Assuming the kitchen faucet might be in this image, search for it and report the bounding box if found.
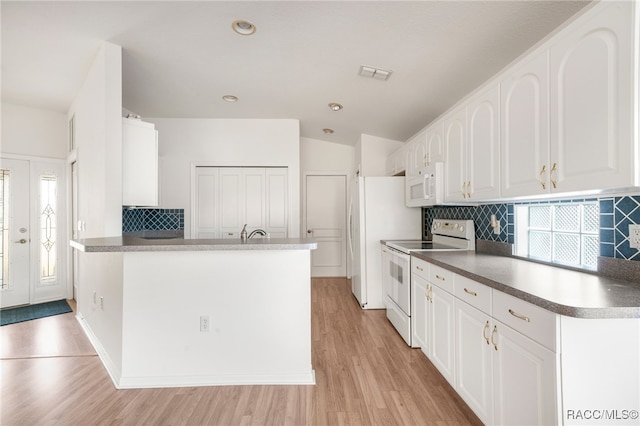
[248,228,268,239]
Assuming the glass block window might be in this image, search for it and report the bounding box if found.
[40,174,57,284]
[515,201,599,270]
[0,170,9,290]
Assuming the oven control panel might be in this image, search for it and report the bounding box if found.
[431,219,475,240]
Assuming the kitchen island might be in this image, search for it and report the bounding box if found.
[71,237,317,389]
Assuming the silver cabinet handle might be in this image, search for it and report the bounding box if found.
[491,325,498,351]
[435,274,445,281]
[463,288,477,297]
[538,164,547,190]
[483,321,490,345]
[508,309,531,322]
[416,265,424,272]
[15,239,27,244]
[550,162,558,189]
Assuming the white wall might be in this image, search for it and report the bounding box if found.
[300,137,355,174]
[1,103,67,159]
[148,118,301,238]
[68,42,124,374]
[354,133,403,177]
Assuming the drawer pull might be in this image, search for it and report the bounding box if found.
[435,274,446,281]
[491,325,498,351]
[483,321,490,345]
[508,309,531,323]
[416,265,424,271]
[463,287,477,297]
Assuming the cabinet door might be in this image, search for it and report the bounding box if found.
[265,168,288,237]
[467,85,500,200]
[455,300,493,425]
[492,321,557,426]
[411,274,429,349]
[122,118,158,207]
[426,120,445,165]
[430,285,456,387]
[549,2,634,192]
[444,107,468,202]
[244,168,266,231]
[500,52,550,198]
[406,130,427,176]
[219,168,244,234]
[194,167,219,238]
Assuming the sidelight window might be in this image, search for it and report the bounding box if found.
[39,174,57,284]
[515,201,599,270]
[0,170,9,290]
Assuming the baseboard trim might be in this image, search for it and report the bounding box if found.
[75,313,123,389]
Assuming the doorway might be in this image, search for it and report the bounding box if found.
[0,157,67,308]
[304,174,347,277]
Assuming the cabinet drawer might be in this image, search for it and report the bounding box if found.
[429,264,454,293]
[412,257,430,280]
[492,291,557,351]
[454,275,491,315]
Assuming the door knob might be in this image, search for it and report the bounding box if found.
[15,239,27,244]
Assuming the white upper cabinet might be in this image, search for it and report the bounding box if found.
[444,106,468,202]
[467,85,501,200]
[425,119,445,166]
[549,1,635,192]
[385,144,408,176]
[502,1,636,198]
[500,52,550,198]
[122,118,158,206]
[407,130,427,177]
[445,85,500,202]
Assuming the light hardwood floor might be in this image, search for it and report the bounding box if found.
[0,278,481,425]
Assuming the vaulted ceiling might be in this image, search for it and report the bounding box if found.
[2,1,590,145]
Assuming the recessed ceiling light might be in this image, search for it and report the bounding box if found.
[232,19,256,35]
[323,128,335,134]
[328,103,343,111]
[222,95,238,102]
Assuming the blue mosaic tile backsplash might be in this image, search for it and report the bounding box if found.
[122,208,184,232]
[423,195,640,262]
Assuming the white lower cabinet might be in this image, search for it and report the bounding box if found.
[412,257,560,425]
[492,319,558,426]
[455,299,494,424]
[430,285,456,387]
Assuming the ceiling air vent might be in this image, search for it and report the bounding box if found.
[359,65,392,81]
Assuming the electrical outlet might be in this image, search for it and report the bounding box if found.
[629,225,640,249]
[200,315,210,332]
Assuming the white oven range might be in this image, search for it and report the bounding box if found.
[382,219,476,346]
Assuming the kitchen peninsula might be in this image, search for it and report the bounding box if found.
[70,237,317,389]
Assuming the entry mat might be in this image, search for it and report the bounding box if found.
[0,299,72,326]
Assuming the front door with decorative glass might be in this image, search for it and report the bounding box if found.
[0,159,31,308]
[0,158,67,309]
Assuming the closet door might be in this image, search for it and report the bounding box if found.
[219,168,244,239]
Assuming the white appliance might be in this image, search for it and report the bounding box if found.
[383,219,475,346]
[348,176,421,309]
[405,163,444,207]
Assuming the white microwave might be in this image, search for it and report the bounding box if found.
[405,163,444,207]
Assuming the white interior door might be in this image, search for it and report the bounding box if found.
[1,159,31,308]
[305,175,347,277]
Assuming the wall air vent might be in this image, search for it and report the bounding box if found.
[359,65,392,81]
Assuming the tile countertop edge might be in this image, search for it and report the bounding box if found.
[70,238,318,252]
[412,251,640,319]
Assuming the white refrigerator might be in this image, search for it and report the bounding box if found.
[348,176,421,309]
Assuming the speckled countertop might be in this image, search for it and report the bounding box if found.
[70,237,317,252]
[412,251,640,319]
